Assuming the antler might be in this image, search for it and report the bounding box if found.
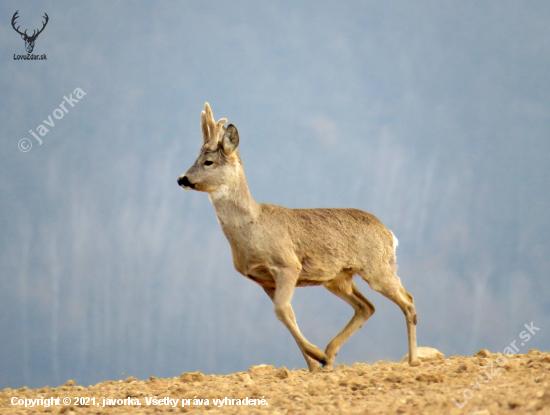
[201,103,227,151]
[11,11,49,39]
[29,13,49,39]
[11,11,25,36]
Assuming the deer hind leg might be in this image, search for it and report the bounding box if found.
[361,268,420,366]
[323,276,375,369]
[263,278,327,372]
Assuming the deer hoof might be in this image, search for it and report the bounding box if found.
[307,362,321,372]
[319,354,330,366]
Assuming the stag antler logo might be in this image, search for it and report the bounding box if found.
[12,10,49,54]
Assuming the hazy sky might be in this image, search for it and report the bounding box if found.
[1,1,549,390]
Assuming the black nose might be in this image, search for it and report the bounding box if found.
[177,176,195,188]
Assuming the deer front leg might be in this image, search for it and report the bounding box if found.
[263,286,320,372]
[266,269,328,372]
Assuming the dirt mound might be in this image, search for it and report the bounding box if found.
[1,350,549,414]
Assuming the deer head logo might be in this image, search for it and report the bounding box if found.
[12,11,49,54]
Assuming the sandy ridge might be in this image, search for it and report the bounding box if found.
[1,350,549,414]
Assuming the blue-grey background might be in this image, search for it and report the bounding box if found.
[1,1,549,390]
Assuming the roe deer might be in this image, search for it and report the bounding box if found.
[177,103,419,371]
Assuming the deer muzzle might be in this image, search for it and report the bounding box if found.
[177,175,195,189]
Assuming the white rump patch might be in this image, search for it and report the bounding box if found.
[391,231,398,251]
[389,231,399,273]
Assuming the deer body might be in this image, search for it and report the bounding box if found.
[178,103,419,371]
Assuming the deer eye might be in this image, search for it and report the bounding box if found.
[203,160,214,166]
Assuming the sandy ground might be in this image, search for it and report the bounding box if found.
[2,349,549,414]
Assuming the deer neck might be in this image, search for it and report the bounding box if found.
[208,166,261,229]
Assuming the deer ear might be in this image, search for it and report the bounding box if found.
[222,124,239,155]
[21,34,25,40]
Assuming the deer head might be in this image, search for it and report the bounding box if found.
[178,103,241,194]
[12,11,49,54]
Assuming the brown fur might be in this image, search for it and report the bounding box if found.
[178,103,419,371]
